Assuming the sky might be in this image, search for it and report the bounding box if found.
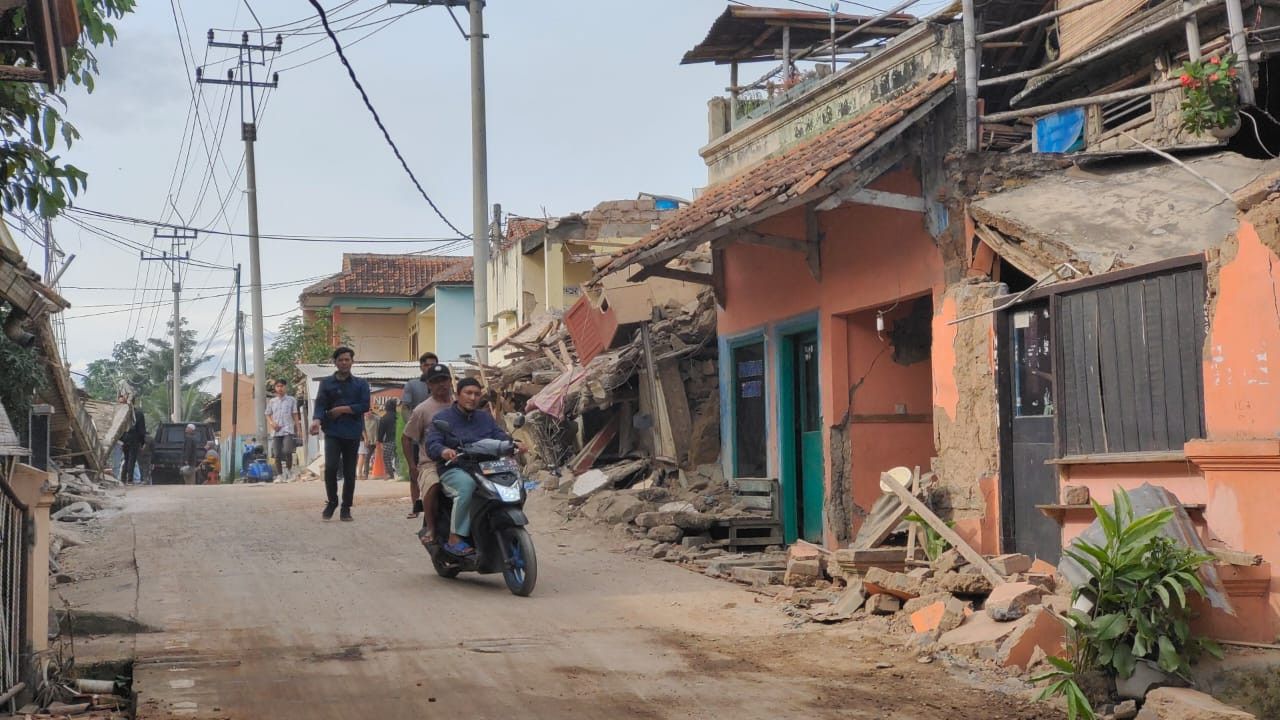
[30,0,740,388]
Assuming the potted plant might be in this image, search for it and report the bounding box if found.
[1034,489,1223,720]
[1179,54,1241,137]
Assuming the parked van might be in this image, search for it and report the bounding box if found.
[149,423,215,484]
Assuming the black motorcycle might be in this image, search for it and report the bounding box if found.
[419,419,537,597]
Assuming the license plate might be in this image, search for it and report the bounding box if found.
[479,459,518,475]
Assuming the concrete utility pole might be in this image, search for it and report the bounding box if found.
[143,229,196,422]
[392,0,489,362]
[197,30,281,441]
[230,264,242,480]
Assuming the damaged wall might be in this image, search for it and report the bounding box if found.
[931,280,1003,554]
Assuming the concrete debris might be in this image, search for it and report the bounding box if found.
[984,582,1043,622]
[52,501,95,522]
[784,557,824,587]
[1062,484,1091,505]
[988,553,1033,576]
[1135,687,1257,719]
[647,524,683,543]
[867,594,902,615]
[572,469,612,497]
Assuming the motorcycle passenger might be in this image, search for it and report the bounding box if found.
[425,378,514,557]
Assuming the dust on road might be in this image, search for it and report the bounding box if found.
[56,480,1057,720]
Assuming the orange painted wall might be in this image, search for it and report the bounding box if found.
[1057,462,1206,544]
[717,168,944,544]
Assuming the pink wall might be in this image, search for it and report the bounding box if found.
[717,168,944,544]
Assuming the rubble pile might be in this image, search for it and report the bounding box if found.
[48,466,122,584]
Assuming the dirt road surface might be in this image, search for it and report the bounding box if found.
[57,480,1056,720]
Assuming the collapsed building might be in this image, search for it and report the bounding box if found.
[586,2,1280,647]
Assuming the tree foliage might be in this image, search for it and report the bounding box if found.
[265,310,348,388]
[0,0,135,217]
[82,318,213,428]
[0,306,48,441]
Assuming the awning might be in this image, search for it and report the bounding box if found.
[683,5,917,65]
[970,152,1280,277]
[596,72,955,281]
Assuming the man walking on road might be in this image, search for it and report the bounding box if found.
[377,398,399,480]
[310,347,370,521]
[399,352,437,485]
[402,364,453,523]
[266,379,301,479]
[119,396,146,486]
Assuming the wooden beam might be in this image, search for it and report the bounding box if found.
[977,0,1111,41]
[835,187,926,213]
[815,138,912,211]
[630,265,715,285]
[728,230,809,254]
[881,472,1006,586]
[805,205,822,282]
[980,79,1181,124]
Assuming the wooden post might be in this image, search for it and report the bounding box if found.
[782,24,792,84]
[729,61,740,127]
[881,472,1005,586]
[961,0,980,151]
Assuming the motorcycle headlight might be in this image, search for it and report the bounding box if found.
[487,478,522,502]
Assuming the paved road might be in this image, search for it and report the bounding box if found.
[59,481,1052,720]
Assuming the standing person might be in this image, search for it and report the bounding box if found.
[120,397,146,486]
[266,379,301,479]
[181,424,200,484]
[377,398,399,480]
[399,352,438,486]
[359,408,379,480]
[402,364,453,523]
[309,346,370,521]
[426,378,520,556]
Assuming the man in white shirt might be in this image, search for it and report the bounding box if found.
[402,364,453,528]
[265,379,301,478]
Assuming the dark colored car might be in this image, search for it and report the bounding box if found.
[149,423,215,484]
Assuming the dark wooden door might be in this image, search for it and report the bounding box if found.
[732,342,767,478]
[999,302,1062,564]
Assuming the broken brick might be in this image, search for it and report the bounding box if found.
[1061,485,1090,505]
[731,566,786,587]
[932,547,968,573]
[910,597,969,636]
[996,607,1064,670]
[864,567,923,599]
[985,582,1043,622]
[867,593,902,615]
[936,571,993,596]
[784,557,824,587]
[938,612,1020,655]
[989,553,1034,576]
[1137,688,1256,720]
[647,525,683,543]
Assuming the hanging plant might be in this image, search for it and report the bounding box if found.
[1179,54,1240,135]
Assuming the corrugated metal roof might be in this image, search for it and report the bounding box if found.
[297,361,473,383]
[683,5,917,65]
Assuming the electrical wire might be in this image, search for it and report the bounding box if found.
[66,206,465,242]
[276,8,421,73]
[306,0,469,238]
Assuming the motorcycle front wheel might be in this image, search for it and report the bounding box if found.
[501,527,537,597]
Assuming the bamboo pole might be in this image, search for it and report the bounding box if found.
[979,78,1181,123]
[962,0,980,150]
[1225,0,1256,104]
[977,0,1111,41]
[979,0,1222,88]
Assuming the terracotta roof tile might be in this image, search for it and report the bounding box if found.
[301,253,472,297]
[600,72,955,276]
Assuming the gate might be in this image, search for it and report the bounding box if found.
[0,477,27,697]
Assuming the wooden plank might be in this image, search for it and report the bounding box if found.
[904,466,921,563]
[1158,273,1186,444]
[558,338,573,367]
[567,413,620,475]
[1178,269,1206,439]
[542,346,567,372]
[1126,281,1155,450]
[1210,547,1263,566]
[850,492,911,550]
[834,548,910,564]
[1046,450,1185,465]
[1057,294,1082,455]
[1192,269,1208,436]
[1142,276,1171,450]
[1081,291,1107,452]
[1096,287,1127,452]
[657,358,694,466]
[1110,283,1139,452]
[631,264,715,285]
[881,473,1005,586]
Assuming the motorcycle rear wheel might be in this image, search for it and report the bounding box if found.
[501,528,537,597]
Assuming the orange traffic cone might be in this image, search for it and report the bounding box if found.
[370,444,387,479]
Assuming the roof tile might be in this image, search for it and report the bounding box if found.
[302,253,471,297]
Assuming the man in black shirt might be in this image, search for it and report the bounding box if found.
[120,397,146,486]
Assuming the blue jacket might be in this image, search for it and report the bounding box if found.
[312,373,371,441]
[426,404,510,461]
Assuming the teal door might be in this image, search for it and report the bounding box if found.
[781,330,824,543]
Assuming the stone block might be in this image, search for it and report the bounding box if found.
[989,553,1034,576]
[996,607,1064,670]
[864,567,923,599]
[1137,688,1256,720]
[584,493,649,525]
[784,558,823,587]
[672,511,714,532]
[936,571,994,596]
[938,612,1020,653]
[932,547,968,573]
[647,525,683,543]
[681,534,711,549]
[866,593,902,615]
[634,511,676,528]
[731,566,786,587]
[1062,485,1090,505]
[910,597,969,636]
[985,582,1044,622]
[1021,572,1056,593]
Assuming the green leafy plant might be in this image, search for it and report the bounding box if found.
[1033,656,1096,720]
[905,512,953,561]
[1179,54,1240,135]
[1034,489,1223,720]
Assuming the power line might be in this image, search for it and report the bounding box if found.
[66,206,465,242]
[276,8,420,73]
[306,0,469,238]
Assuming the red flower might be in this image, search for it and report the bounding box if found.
[1210,55,1221,64]
[1209,72,1220,82]
[1228,68,1238,78]
[1180,74,1193,87]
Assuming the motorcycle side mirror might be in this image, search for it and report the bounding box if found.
[432,419,452,433]
[508,412,526,429]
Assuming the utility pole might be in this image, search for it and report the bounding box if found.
[197,30,281,441]
[142,228,196,422]
[392,0,489,362]
[230,264,241,481]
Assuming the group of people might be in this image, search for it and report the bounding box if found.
[310,347,518,557]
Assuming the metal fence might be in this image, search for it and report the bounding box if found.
[0,476,27,697]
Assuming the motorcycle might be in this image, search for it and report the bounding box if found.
[419,417,537,597]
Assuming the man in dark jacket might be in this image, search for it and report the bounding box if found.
[309,346,371,521]
[120,397,146,486]
[425,378,514,556]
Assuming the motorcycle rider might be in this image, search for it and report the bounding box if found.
[425,377,518,557]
